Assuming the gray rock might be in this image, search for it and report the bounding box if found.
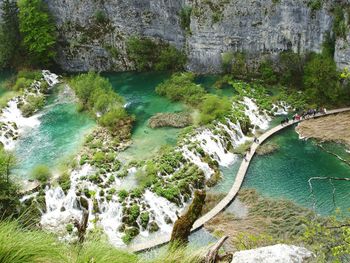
[3,0,350,72]
[231,244,314,263]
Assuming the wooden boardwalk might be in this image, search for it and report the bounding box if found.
[130,107,350,252]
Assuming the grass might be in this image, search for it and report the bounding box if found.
[0,220,207,263]
[0,91,20,109]
[0,221,68,263]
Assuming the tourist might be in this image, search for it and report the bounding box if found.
[254,137,259,144]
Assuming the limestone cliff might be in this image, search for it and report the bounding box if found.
[20,0,350,72]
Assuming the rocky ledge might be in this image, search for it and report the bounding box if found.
[148,112,192,129]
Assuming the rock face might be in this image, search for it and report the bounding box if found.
[5,0,350,72]
[231,244,314,263]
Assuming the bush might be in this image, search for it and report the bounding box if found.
[155,72,205,106]
[155,45,187,71]
[70,72,130,132]
[20,94,45,117]
[259,60,277,84]
[31,164,51,183]
[94,10,107,24]
[180,6,192,33]
[126,36,186,71]
[199,94,231,124]
[58,171,71,193]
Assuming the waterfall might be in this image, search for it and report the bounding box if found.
[182,147,214,179]
[242,97,271,130]
[0,70,60,150]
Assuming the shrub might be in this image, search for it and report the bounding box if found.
[118,189,128,201]
[58,171,71,193]
[126,36,186,71]
[180,6,192,33]
[70,72,130,132]
[155,45,186,71]
[13,77,32,91]
[155,72,205,106]
[31,164,51,183]
[94,10,107,23]
[20,94,45,117]
[259,60,277,84]
[199,94,231,124]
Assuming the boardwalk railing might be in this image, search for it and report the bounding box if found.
[130,107,350,252]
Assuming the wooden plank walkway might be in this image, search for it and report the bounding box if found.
[130,107,350,252]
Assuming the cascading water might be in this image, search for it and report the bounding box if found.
[39,78,285,247]
[0,70,60,150]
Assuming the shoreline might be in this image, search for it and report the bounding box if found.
[296,112,350,148]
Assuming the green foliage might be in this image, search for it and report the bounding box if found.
[126,37,157,71]
[126,36,186,71]
[118,189,128,201]
[140,212,150,228]
[70,72,130,132]
[221,51,234,73]
[258,60,277,84]
[180,5,192,33]
[0,0,20,69]
[18,0,57,65]
[303,214,350,262]
[20,94,45,117]
[31,164,51,183]
[0,148,18,219]
[155,72,205,106]
[303,53,340,105]
[58,171,71,193]
[231,52,249,78]
[199,94,231,124]
[155,45,187,71]
[333,5,348,39]
[0,221,68,263]
[308,0,323,11]
[278,51,304,88]
[94,10,107,24]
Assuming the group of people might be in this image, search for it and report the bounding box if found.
[280,108,327,125]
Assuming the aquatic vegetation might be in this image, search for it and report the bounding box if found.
[70,72,133,137]
[31,164,52,183]
[156,72,205,106]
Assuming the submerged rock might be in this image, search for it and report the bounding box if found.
[148,112,192,129]
[231,244,314,263]
[256,142,279,156]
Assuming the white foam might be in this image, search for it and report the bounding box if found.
[242,97,271,131]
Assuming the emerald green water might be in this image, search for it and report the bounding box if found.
[13,91,95,177]
[104,72,187,162]
[244,126,350,216]
[1,70,349,217]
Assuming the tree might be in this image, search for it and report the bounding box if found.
[17,0,57,65]
[0,148,18,218]
[259,60,277,84]
[303,53,340,105]
[0,0,20,68]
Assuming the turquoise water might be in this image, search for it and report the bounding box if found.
[244,126,350,216]
[104,72,187,161]
[13,91,95,177]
